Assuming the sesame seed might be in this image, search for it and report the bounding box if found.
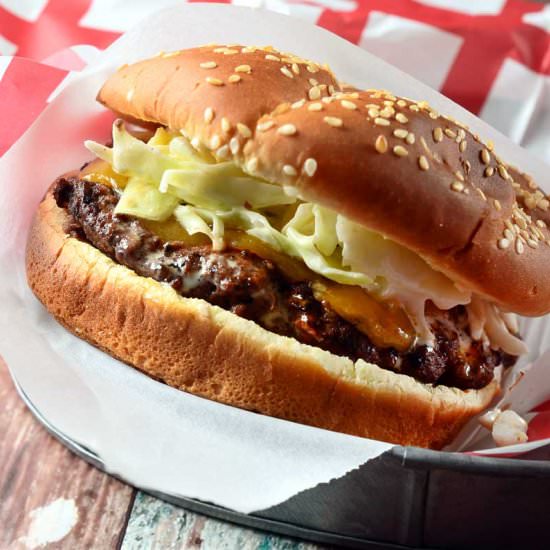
[328,85,335,95]
[368,108,380,118]
[393,145,408,157]
[257,120,274,132]
[409,105,420,112]
[494,199,502,211]
[281,66,294,79]
[515,238,525,254]
[304,158,318,177]
[283,164,297,176]
[341,100,357,110]
[278,123,298,136]
[247,157,258,172]
[525,196,537,209]
[306,64,319,73]
[433,128,443,142]
[216,145,229,159]
[126,88,134,102]
[229,137,240,155]
[291,99,306,110]
[292,63,300,75]
[455,171,465,182]
[309,78,319,86]
[459,140,467,153]
[204,107,214,124]
[223,48,239,55]
[308,102,323,112]
[162,51,181,58]
[476,188,488,201]
[384,100,395,107]
[237,123,252,138]
[451,181,464,192]
[537,219,547,228]
[405,133,415,145]
[241,46,256,53]
[200,61,217,69]
[418,155,429,171]
[308,86,321,100]
[228,74,241,83]
[397,100,407,107]
[487,140,494,151]
[528,239,539,249]
[498,165,510,180]
[213,47,227,53]
[444,128,457,139]
[191,137,200,150]
[210,135,221,149]
[498,238,510,249]
[375,135,388,154]
[539,199,549,211]
[395,113,409,124]
[379,107,394,118]
[393,129,408,139]
[221,117,231,133]
[324,116,343,128]
[481,149,491,165]
[206,77,224,86]
[235,64,251,73]
[516,217,527,230]
[484,166,494,177]
[374,117,390,127]
[504,228,514,240]
[265,54,281,61]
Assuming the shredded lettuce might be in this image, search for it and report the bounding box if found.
[115,177,179,221]
[174,205,225,251]
[85,121,472,334]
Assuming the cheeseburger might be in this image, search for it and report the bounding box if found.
[26,45,550,449]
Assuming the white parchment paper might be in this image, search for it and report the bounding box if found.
[1,4,549,513]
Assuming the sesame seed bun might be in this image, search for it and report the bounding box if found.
[26,189,499,450]
[242,91,550,317]
[98,45,550,317]
[98,45,339,158]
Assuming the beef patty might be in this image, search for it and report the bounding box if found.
[54,177,517,390]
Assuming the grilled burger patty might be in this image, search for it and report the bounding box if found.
[54,177,516,390]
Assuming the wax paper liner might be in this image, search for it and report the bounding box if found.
[0,4,549,514]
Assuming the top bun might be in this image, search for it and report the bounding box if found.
[98,45,340,159]
[97,45,550,317]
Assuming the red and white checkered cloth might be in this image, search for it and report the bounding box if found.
[1,0,549,452]
[0,0,549,158]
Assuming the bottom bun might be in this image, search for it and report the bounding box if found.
[26,191,499,449]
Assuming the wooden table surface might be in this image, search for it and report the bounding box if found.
[0,360,324,549]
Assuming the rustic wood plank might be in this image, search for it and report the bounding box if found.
[122,492,324,550]
[2,356,325,549]
[0,358,135,549]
